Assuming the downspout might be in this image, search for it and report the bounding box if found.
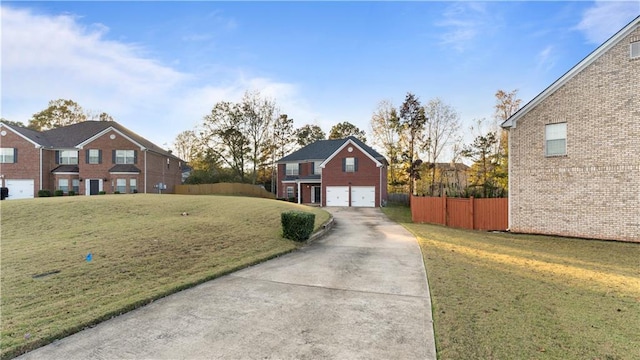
[39,146,43,190]
[144,149,147,194]
[507,129,512,231]
[379,165,382,207]
[297,181,301,204]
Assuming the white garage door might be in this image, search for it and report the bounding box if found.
[351,186,376,207]
[6,179,35,200]
[326,186,349,207]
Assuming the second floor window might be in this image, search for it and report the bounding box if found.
[545,123,567,156]
[0,148,16,163]
[344,157,357,172]
[286,163,299,176]
[59,150,78,164]
[114,150,136,164]
[87,149,101,164]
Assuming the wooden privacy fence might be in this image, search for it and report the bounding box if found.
[411,196,508,231]
[175,183,276,199]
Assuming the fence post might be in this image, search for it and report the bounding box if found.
[470,196,475,230]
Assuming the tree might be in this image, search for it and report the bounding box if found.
[267,113,295,193]
[493,89,521,194]
[462,130,499,198]
[172,130,200,163]
[295,124,326,147]
[328,121,367,142]
[422,98,461,195]
[370,100,404,187]
[201,101,250,182]
[28,99,87,130]
[399,92,427,196]
[241,91,277,184]
[0,118,26,127]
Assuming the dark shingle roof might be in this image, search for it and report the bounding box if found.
[109,164,141,173]
[277,136,386,164]
[51,165,79,173]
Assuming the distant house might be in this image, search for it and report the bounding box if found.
[501,16,640,242]
[418,162,470,197]
[0,121,184,199]
[276,136,388,207]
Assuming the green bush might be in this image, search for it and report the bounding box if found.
[98,191,106,195]
[114,191,120,194]
[281,211,315,241]
[68,190,75,196]
[53,190,64,197]
[37,190,51,197]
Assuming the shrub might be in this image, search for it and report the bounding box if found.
[53,190,64,197]
[98,191,106,195]
[281,211,315,241]
[114,191,120,194]
[68,190,75,196]
[38,190,51,197]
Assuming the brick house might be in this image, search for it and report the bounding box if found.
[0,121,184,199]
[276,136,388,207]
[501,16,640,242]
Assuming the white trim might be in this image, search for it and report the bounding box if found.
[39,147,43,190]
[502,17,640,129]
[53,172,79,175]
[297,182,301,204]
[109,172,140,175]
[144,150,147,193]
[319,139,383,168]
[76,126,146,150]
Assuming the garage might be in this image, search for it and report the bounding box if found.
[325,186,349,207]
[350,186,376,207]
[6,179,34,200]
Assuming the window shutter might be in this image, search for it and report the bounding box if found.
[354,157,358,172]
[134,151,138,164]
[98,150,102,164]
[342,158,346,172]
[14,148,17,163]
[55,150,60,164]
[86,150,90,164]
[298,163,302,175]
[310,162,314,175]
[112,150,116,164]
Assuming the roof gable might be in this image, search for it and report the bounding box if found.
[502,15,640,129]
[277,136,386,165]
[320,138,383,168]
[0,122,49,147]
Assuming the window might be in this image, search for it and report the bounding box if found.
[314,162,322,175]
[344,157,356,172]
[545,123,567,156]
[286,186,294,199]
[631,41,640,59]
[285,163,299,176]
[72,179,80,193]
[116,179,126,193]
[59,150,78,164]
[87,149,101,164]
[114,150,136,164]
[0,148,16,163]
[130,179,137,193]
[58,179,69,192]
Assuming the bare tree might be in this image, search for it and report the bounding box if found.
[242,91,277,184]
[370,99,403,186]
[172,130,200,163]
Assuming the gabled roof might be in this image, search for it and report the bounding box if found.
[0,120,180,160]
[109,164,141,173]
[502,15,640,129]
[277,136,386,164]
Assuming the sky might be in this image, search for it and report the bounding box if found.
[1,1,639,157]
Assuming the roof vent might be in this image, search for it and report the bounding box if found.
[631,41,640,59]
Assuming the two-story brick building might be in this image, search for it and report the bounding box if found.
[0,121,184,199]
[277,136,388,207]
[501,16,639,242]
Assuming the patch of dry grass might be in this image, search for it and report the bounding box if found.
[0,194,329,359]
[382,205,640,360]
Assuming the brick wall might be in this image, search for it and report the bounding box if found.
[0,129,41,193]
[509,26,640,242]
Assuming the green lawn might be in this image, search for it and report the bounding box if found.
[382,205,640,360]
[0,194,329,359]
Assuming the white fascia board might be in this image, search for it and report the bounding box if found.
[502,17,640,129]
[319,139,382,168]
[76,127,145,150]
[0,123,42,148]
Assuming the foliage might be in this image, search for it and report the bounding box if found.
[27,99,115,131]
[0,118,26,127]
[328,121,367,142]
[37,190,51,197]
[98,191,106,195]
[281,210,316,241]
[53,190,64,196]
[370,100,405,187]
[241,91,277,184]
[399,92,427,196]
[172,130,199,163]
[295,124,326,147]
[68,191,75,196]
[462,129,504,198]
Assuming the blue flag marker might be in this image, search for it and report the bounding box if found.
[86,252,92,262]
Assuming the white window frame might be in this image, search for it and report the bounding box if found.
[345,157,355,172]
[545,123,567,156]
[116,178,127,193]
[285,163,299,176]
[88,149,100,164]
[0,148,15,163]
[631,41,640,59]
[286,186,294,199]
[72,179,80,193]
[130,179,137,193]
[314,162,322,175]
[58,179,69,192]
[116,150,135,164]
[59,150,79,165]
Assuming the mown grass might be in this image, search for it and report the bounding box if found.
[0,194,329,359]
[382,205,640,360]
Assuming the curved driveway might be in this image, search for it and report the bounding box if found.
[19,207,436,359]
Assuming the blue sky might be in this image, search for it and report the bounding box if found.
[1,1,639,156]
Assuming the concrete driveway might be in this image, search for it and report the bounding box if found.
[18,207,436,359]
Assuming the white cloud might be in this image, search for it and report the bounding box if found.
[536,45,556,73]
[575,1,640,44]
[436,2,500,52]
[0,5,308,149]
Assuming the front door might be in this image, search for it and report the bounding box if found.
[89,180,100,195]
[312,186,321,203]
